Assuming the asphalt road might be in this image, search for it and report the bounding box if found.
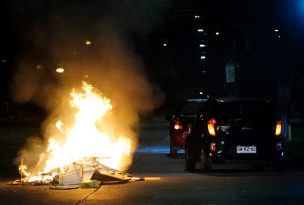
[1,119,304,205]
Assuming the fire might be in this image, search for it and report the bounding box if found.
[19,81,132,182]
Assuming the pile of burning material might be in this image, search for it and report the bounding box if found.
[52,158,143,189]
[9,82,142,188]
[10,157,143,189]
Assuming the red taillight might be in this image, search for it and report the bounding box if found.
[174,120,183,130]
[275,121,282,136]
[210,143,216,151]
[207,118,217,136]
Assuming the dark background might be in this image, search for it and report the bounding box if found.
[1,0,304,120]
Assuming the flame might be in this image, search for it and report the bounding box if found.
[20,81,132,182]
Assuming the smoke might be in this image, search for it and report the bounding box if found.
[11,0,169,171]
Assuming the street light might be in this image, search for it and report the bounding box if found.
[56,67,65,74]
[297,0,304,16]
[36,64,44,70]
[85,40,92,46]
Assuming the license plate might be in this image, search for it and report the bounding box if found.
[236,145,257,154]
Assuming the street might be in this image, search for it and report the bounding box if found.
[1,119,304,205]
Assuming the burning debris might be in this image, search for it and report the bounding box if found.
[11,157,143,189]
[10,81,143,188]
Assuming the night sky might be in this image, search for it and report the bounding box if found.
[1,0,304,113]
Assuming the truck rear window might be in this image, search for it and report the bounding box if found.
[216,101,275,121]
